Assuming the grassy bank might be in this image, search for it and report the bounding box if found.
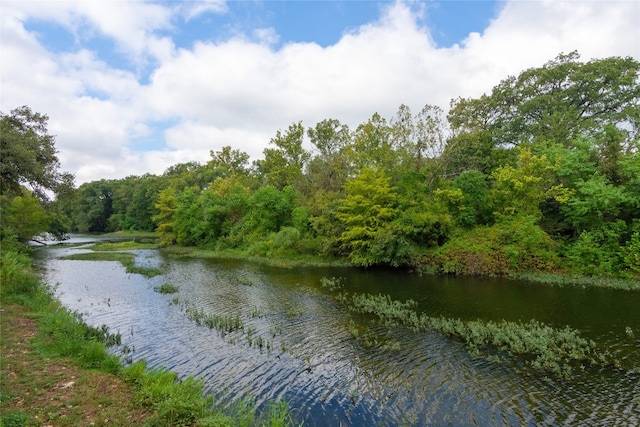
[0,248,299,427]
[161,245,351,269]
[72,232,639,291]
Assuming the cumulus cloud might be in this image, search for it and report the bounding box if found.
[1,0,638,184]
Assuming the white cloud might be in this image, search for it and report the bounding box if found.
[1,0,638,185]
[182,0,228,21]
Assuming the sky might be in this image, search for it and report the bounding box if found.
[1,0,638,185]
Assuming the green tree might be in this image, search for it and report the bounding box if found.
[490,148,571,220]
[71,180,115,232]
[336,168,399,267]
[305,119,352,193]
[154,187,177,245]
[0,106,74,200]
[348,113,398,174]
[0,189,50,242]
[207,146,251,177]
[448,52,640,148]
[255,122,310,189]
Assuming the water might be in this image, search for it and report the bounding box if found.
[36,238,640,426]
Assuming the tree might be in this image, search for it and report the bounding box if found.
[0,189,50,242]
[348,113,397,173]
[255,122,310,189]
[207,146,250,177]
[336,168,398,267]
[0,106,73,200]
[71,180,115,232]
[448,52,640,148]
[490,148,571,220]
[305,119,352,193]
[154,187,177,245]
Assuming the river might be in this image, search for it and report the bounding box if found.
[35,237,639,426]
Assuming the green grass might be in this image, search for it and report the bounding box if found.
[511,272,640,291]
[185,307,245,334]
[154,283,180,294]
[162,245,350,268]
[1,245,300,427]
[60,252,164,277]
[87,239,159,251]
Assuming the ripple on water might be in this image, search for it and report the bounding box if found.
[37,247,640,426]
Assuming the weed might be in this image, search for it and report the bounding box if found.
[320,276,345,292]
[61,252,163,277]
[155,283,179,294]
[339,290,613,379]
[185,307,244,334]
[0,411,28,427]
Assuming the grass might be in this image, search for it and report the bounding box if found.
[185,307,245,334]
[1,245,300,427]
[155,283,180,294]
[60,252,164,278]
[87,239,159,251]
[510,272,640,291]
[162,245,351,268]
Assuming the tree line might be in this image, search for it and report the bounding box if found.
[2,51,639,277]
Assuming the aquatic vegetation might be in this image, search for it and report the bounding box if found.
[320,276,345,291]
[512,272,640,291]
[340,292,419,329]
[60,252,164,278]
[185,307,244,334]
[626,326,635,339]
[250,306,265,318]
[87,239,158,251]
[339,291,612,379]
[154,283,179,294]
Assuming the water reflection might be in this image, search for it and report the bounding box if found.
[36,243,640,426]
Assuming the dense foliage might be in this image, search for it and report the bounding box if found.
[0,106,74,243]
[44,52,640,277]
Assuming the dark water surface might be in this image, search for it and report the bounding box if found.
[36,238,639,426]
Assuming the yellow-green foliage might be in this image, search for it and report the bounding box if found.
[423,216,560,275]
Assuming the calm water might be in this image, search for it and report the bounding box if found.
[36,238,640,426]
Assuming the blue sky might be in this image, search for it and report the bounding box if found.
[24,1,501,82]
[1,0,638,183]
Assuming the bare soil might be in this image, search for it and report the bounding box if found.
[0,304,154,426]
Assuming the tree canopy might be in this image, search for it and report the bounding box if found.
[39,52,640,277]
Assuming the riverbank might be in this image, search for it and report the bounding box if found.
[0,248,298,427]
[0,304,155,426]
[94,232,640,291]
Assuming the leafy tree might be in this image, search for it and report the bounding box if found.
[348,113,398,174]
[391,104,447,171]
[71,180,115,232]
[305,119,352,193]
[154,187,177,245]
[173,187,203,246]
[242,186,296,236]
[561,175,630,233]
[490,148,571,220]
[0,189,50,242]
[337,168,399,267]
[436,170,492,228]
[207,146,251,177]
[0,106,74,200]
[448,52,640,148]
[255,122,310,189]
[440,130,514,176]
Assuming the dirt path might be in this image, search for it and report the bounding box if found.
[0,304,154,426]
